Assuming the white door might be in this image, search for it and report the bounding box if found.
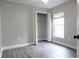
[0,7,2,58]
[77,0,79,58]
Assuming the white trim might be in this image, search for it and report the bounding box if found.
[35,11,51,44]
[47,13,52,42]
[3,43,34,50]
[35,11,38,44]
[36,11,49,14]
[53,41,76,50]
[0,48,3,58]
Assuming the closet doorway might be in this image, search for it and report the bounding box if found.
[35,11,51,44]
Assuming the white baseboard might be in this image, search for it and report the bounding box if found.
[3,43,34,50]
[0,48,3,58]
[53,41,76,50]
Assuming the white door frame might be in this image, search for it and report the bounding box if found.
[35,11,51,44]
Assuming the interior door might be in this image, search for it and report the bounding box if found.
[0,27,1,58]
[77,0,79,57]
[0,6,2,58]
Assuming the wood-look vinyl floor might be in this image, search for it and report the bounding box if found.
[2,41,76,58]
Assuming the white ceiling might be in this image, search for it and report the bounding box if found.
[3,0,71,9]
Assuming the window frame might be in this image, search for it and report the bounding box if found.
[53,13,64,39]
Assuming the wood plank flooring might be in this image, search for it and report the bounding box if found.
[2,41,76,58]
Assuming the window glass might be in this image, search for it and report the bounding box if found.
[53,12,64,38]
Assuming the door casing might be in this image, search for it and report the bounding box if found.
[34,11,51,44]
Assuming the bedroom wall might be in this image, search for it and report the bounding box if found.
[51,0,76,49]
[0,1,50,47]
[0,0,76,50]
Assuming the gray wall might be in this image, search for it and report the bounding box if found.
[51,0,76,49]
[37,13,47,41]
[0,1,50,47]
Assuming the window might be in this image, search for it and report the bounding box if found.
[53,12,64,38]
